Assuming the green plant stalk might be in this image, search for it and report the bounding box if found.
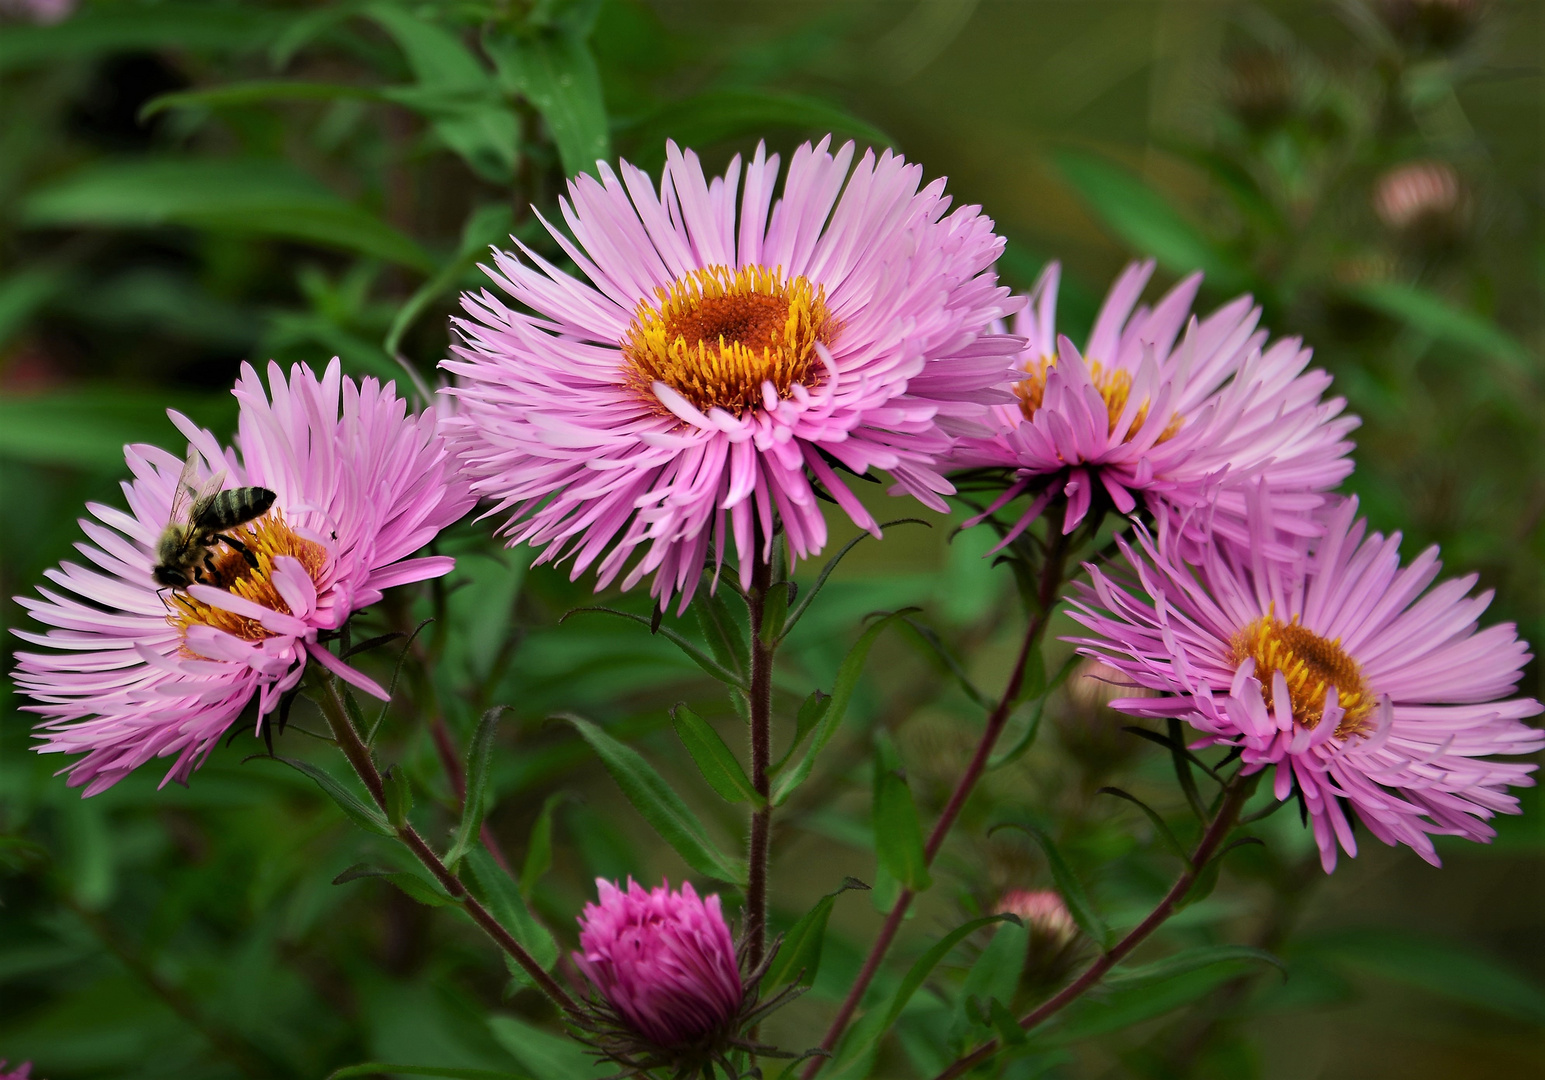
[930,775,1260,1080]
[745,545,775,969]
[803,526,1071,1078]
[317,676,580,1016]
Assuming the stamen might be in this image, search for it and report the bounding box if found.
[623,265,836,416]
[1230,614,1376,737]
[1015,357,1181,443]
[167,511,327,650]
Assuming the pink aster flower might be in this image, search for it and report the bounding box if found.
[442,137,1019,610]
[14,359,473,795]
[0,1061,32,1080]
[951,260,1358,543]
[1069,497,1543,872]
[575,878,743,1048]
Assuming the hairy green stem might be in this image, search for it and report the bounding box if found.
[745,545,775,969]
[317,677,581,1015]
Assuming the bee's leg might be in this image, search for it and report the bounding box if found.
[218,533,260,569]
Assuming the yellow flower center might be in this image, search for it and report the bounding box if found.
[1229,615,1376,737]
[167,511,328,650]
[622,264,836,416]
[1014,357,1181,443]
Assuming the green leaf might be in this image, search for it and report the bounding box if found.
[488,1014,608,1080]
[872,731,931,892]
[272,757,394,836]
[692,587,749,686]
[484,28,610,178]
[955,920,1030,1038]
[1104,944,1284,989]
[1052,148,1248,294]
[987,697,1046,770]
[520,793,565,903]
[1097,787,1190,864]
[141,80,382,121]
[671,704,762,807]
[560,715,747,884]
[1305,929,1545,1025]
[772,608,920,805]
[1167,717,1208,821]
[465,847,558,973]
[562,607,746,689]
[992,820,1108,948]
[620,89,892,173]
[0,387,236,470]
[333,862,456,908]
[760,578,793,643]
[0,4,279,73]
[23,159,434,273]
[899,616,991,710]
[1342,280,1533,372]
[828,915,1016,1078]
[446,707,507,871]
[780,519,929,641]
[385,765,414,829]
[771,689,831,775]
[328,1064,530,1079]
[1053,965,1246,1042]
[762,877,869,992]
[0,266,68,350]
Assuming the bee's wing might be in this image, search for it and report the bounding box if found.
[188,469,229,525]
[167,451,201,524]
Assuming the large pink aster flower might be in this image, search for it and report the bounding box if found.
[951,260,1358,542]
[575,878,744,1047]
[14,359,473,795]
[1069,497,1542,871]
[442,137,1019,609]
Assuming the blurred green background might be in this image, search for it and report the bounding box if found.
[1,1,1540,1078]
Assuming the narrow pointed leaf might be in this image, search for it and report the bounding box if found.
[520,793,566,903]
[873,731,930,891]
[762,877,869,992]
[1104,944,1285,988]
[332,862,455,907]
[272,756,393,836]
[693,587,748,684]
[992,820,1108,948]
[1098,786,1189,864]
[465,847,558,972]
[484,28,609,178]
[772,608,920,805]
[562,607,746,689]
[446,707,507,871]
[671,704,762,807]
[779,520,928,641]
[771,689,830,775]
[384,765,414,829]
[561,715,746,884]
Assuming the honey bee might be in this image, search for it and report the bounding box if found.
[152,451,277,590]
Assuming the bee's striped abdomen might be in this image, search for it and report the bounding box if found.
[198,487,277,532]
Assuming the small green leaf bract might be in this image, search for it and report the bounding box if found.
[445,706,508,871]
[872,731,930,892]
[761,877,869,992]
[671,704,762,807]
[991,819,1108,949]
[272,756,393,836]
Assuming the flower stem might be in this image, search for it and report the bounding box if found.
[930,775,1259,1080]
[317,677,581,1016]
[745,545,775,969]
[804,528,1071,1078]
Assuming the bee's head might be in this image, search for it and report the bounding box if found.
[152,563,191,588]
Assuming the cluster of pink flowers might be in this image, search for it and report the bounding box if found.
[9,133,1539,1057]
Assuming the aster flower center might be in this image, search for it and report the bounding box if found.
[622,264,836,416]
[167,511,327,649]
[1230,615,1376,737]
[1014,357,1182,443]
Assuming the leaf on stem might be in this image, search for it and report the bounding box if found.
[561,607,747,690]
[465,847,558,975]
[761,877,870,992]
[778,520,929,642]
[671,704,763,807]
[333,862,455,907]
[772,608,921,805]
[520,792,567,903]
[1103,944,1285,989]
[692,587,749,685]
[1166,717,1208,821]
[986,696,1047,770]
[445,707,509,872]
[954,919,1030,1040]
[484,26,610,178]
[770,689,830,776]
[560,715,747,885]
[872,731,931,892]
[271,756,393,836]
[384,765,414,829]
[899,616,992,710]
[385,204,519,357]
[1096,787,1190,864]
[990,820,1109,949]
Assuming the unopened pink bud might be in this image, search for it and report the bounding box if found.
[994,888,1078,950]
[574,878,743,1047]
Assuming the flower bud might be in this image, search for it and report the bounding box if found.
[1377,0,1483,52]
[1223,48,1295,130]
[574,878,743,1048]
[1055,657,1156,778]
[1372,160,1470,246]
[994,889,1082,990]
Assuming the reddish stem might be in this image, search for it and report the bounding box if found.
[745,545,775,969]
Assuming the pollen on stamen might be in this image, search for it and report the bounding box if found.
[1230,615,1376,737]
[622,264,836,417]
[1015,357,1182,443]
[167,511,328,651]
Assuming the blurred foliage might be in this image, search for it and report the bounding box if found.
[0,1,1540,1079]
